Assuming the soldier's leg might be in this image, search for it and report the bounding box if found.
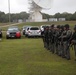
[58,43,61,56]
[0,34,1,39]
[56,43,58,54]
[62,42,66,58]
[64,42,68,58]
[49,42,52,51]
[46,40,49,50]
[74,45,76,61]
[51,43,55,54]
[64,41,70,60]
[42,38,46,48]
[44,41,47,49]
[66,42,70,60]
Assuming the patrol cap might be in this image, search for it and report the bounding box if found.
[45,26,49,30]
[60,25,64,30]
[51,24,54,28]
[57,25,60,29]
[64,24,69,28]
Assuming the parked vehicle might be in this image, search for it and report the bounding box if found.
[27,26,41,37]
[22,26,31,36]
[6,26,21,39]
[25,26,32,37]
[22,26,26,35]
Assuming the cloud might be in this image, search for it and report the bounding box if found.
[42,0,76,15]
[0,0,76,14]
[16,0,28,5]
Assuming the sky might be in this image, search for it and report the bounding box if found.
[0,0,76,15]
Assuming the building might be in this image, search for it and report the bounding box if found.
[49,18,57,22]
[58,18,66,21]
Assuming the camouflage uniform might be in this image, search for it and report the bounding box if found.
[58,25,64,56]
[70,25,76,61]
[61,24,72,60]
[43,26,49,49]
[48,26,52,51]
[51,25,55,53]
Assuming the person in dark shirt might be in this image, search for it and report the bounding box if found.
[70,25,76,61]
[61,24,72,60]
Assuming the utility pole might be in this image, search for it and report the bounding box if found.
[8,0,11,25]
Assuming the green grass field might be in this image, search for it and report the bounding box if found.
[0,21,76,75]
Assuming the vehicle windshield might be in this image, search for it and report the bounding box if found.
[30,27,39,30]
[23,26,31,29]
[8,28,19,31]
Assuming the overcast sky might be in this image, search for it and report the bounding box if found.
[0,0,76,15]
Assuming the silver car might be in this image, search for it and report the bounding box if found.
[22,26,31,35]
[27,26,41,37]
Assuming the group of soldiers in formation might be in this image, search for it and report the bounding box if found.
[42,24,76,61]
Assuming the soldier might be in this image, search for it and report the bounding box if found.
[42,26,46,48]
[51,24,55,53]
[58,25,64,56]
[45,26,49,50]
[43,26,49,49]
[0,28,2,40]
[55,25,61,55]
[70,25,76,61]
[61,24,72,60]
[48,25,53,51]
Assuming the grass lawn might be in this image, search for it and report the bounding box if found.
[0,21,76,75]
[0,35,76,75]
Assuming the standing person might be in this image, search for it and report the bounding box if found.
[56,25,61,55]
[43,26,49,49]
[58,25,64,56]
[70,25,76,61]
[51,24,55,53]
[48,25,52,51]
[45,26,49,50]
[42,26,46,48]
[0,28,2,40]
[61,24,72,60]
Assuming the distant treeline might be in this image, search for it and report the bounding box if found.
[0,11,29,23]
[0,11,76,23]
[42,12,76,21]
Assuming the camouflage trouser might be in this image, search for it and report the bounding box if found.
[58,42,62,56]
[71,40,76,59]
[49,42,52,51]
[62,42,70,60]
[44,41,46,48]
[74,45,76,59]
[0,34,1,37]
[51,43,55,53]
[46,39,49,50]
[55,42,59,54]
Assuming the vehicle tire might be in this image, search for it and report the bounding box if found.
[27,35,30,38]
[6,36,9,39]
[19,36,21,39]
